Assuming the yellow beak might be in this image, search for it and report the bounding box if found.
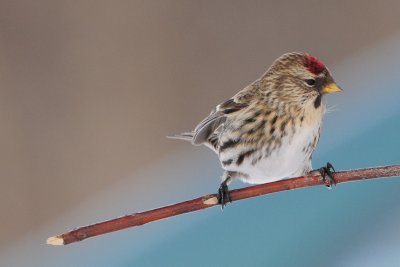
[321,83,343,94]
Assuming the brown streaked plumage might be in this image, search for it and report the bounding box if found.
[168,52,342,205]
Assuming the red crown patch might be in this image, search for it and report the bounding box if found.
[305,54,325,75]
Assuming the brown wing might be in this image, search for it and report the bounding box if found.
[192,98,248,145]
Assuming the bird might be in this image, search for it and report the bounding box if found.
[168,52,342,206]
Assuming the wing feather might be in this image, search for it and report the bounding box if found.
[192,98,248,145]
[168,82,258,150]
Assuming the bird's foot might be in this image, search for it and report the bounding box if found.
[319,162,336,188]
[217,182,231,209]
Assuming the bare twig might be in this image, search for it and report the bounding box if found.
[47,165,400,245]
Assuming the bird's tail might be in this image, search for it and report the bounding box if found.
[166,132,194,142]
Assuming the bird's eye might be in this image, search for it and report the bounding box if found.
[305,79,316,86]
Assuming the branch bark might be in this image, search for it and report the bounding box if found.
[47,165,400,245]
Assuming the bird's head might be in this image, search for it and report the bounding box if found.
[264,52,342,108]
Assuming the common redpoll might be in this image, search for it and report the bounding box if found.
[169,52,342,205]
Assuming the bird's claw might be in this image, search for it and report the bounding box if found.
[319,162,336,188]
[217,182,231,209]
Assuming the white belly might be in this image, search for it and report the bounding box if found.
[222,125,319,184]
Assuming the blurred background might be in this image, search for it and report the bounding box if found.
[1,1,400,266]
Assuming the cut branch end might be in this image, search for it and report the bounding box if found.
[47,236,64,246]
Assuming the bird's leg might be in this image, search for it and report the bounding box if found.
[318,162,336,188]
[217,173,232,209]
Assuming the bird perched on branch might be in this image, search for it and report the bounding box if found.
[169,52,342,206]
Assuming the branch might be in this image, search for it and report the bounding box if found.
[47,165,400,245]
